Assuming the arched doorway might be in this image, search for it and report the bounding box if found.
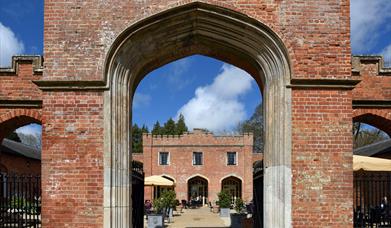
[188,176,208,206]
[221,176,242,200]
[104,2,292,227]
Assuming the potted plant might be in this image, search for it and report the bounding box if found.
[231,197,246,227]
[147,197,164,228]
[148,189,177,227]
[217,190,231,217]
[159,190,176,222]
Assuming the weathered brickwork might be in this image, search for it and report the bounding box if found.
[42,0,351,82]
[140,129,253,202]
[40,91,104,227]
[0,0,389,227]
[292,89,353,227]
[0,56,43,142]
[351,56,391,137]
[0,152,41,176]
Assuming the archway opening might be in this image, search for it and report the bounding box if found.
[104,2,291,227]
[352,121,391,226]
[0,119,42,227]
[221,176,242,201]
[188,176,208,207]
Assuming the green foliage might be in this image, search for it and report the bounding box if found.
[6,132,21,142]
[8,196,41,214]
[217,190,232,208]
[176,114,188,135]
[133,115,189,152]
[234,197,244,213]
[152,121,163,135]
[353,122,388,149]
[151,116,189,136]
[237,103,264,153]
[163,118,176,135]
[153,190,177,213]
[132,124,149,153]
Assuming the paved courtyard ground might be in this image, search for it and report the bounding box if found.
[144,206,230,228]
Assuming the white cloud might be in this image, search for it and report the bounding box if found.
[15,123,42,136]
[350,0,391,53]
[133,92,151,108]
[0,22,25,67]
[176,64,253,132]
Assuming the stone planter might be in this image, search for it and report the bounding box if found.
[219,208,230,217]
[230,213,246,228]
[147,214,164,228]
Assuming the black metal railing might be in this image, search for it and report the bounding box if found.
[354,172,391,227]
[0,174,41,227]
[253,160,263,228]
[131,161,144,228]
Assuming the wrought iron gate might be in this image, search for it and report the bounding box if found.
[132,160,144,228]
[253,160,263,228]
[354,171,391,227]
[0,174,41,227]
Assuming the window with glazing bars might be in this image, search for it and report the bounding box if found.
[227,152,237,165]
[159,152,169,165]
[193,152,203,165]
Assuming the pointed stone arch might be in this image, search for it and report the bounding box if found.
[186,174,210,184]
[103,2,292,227]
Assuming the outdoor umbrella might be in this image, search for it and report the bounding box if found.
[353,155,391,171]
[144,175,175,186]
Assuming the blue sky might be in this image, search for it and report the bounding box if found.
[1,0,390,135]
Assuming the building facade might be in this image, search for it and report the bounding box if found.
[0,1,390,227]
[134,129,254,203]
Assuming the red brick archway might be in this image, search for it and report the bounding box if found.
[0,109,42,142]
[353,109,391,137]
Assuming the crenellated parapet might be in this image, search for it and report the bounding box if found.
[142,129,253,147]
[352,55,391,76]
[0,55,43,76]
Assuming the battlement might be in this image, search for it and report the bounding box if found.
[142,130,253,146]
[352,55,391,76]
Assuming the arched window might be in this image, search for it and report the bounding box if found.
[221,176,242,199]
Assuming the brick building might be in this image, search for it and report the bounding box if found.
[134,129,254,203]
[0,138,41,176]
[0,1,390,227]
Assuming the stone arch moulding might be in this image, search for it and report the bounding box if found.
[103,2,292,228]
[186,174,210,183]
[219,174,243,184]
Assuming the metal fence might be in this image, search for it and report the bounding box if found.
[253,160,263,228]
[0,174,41,227]
[131,160,144,228]
[354,172,391,227]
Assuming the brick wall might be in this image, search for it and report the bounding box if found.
[0,56,43,142]
[352,56,391,136]
[0,152,41,176]
[141,130,253,202]
[291,89,353,227]
[40,91,104,227]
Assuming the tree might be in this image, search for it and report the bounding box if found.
[162,118,176,135]
[237,103,264,153]
[132,124,150,153]
[132,124,142,153]
[152,121,163,135]
[175,114,188,135]
[6,131,22,142]
[353,122,388,149]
